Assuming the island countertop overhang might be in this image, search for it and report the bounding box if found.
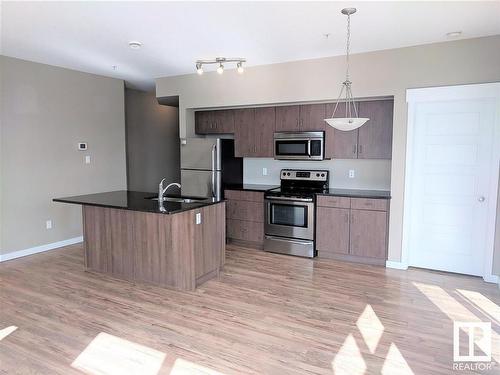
[53,190,223,214]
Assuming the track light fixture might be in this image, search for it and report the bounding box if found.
[195,57,246,75]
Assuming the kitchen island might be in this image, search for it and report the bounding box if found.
[53,191,225,291]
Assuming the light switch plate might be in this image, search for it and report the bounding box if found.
[85,155,91,164]
[349,169,355,178]
[46,220,52,229]
[262,167,268,176]
[196,212,202,225]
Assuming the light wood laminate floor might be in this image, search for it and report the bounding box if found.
[1,243,499,374]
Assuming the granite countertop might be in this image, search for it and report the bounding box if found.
[317,189,391,199]
[224,184,279,192]
[53,190,223,214]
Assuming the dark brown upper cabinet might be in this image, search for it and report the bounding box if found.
[357,100,393,159]
[195,111,213,134]
[275,105,300,131]
[299,104,326,131]
[325,99,393,159]
[254,107,275,157]
[325,103,358,159]
[234,107,275,157]
[234,108,254,157]
[195,110,235,134]
[276,104,326,132]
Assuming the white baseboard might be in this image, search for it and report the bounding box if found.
[483,274,499,284]
[385,261,408,270]
[0,236,83,262]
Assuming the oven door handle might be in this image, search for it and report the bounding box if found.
[265,196,313,202]
[265,235,313,246]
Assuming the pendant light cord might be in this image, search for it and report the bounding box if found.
[328,8,364,121]
[346,13,351,83]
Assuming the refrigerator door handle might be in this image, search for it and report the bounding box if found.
[211,144,216,198]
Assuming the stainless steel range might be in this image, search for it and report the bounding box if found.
[264,169,329,258]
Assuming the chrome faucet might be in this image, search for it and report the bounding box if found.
[158,178,181,212]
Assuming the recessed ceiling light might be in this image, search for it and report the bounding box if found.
[446,31,462,38]
[128,41,142,49]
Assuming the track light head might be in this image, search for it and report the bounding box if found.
[217,63,224,74]
[196,63,203,75]
[237,61,244,74]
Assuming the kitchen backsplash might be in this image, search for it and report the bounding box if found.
[244,158,392,190]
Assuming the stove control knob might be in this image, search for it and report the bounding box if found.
[316,173,320,177]
[321,173,325,177]
[287,172,291,176]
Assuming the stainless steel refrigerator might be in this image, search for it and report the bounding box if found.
[180,138,243,200]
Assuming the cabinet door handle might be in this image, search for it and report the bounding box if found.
[359,145,363,154]
[353,144,357,154]
[344,213,349,223]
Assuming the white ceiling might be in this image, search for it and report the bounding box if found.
[2,1,499,91]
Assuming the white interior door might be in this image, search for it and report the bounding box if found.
[406,89,498,277]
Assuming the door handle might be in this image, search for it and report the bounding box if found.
[478,196,486,203]
[265,196,313,202]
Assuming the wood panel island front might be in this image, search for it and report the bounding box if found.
[54,191,225,291]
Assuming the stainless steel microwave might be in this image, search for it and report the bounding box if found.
[274,131,325,160]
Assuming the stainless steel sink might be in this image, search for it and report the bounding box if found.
[148,196,207,203]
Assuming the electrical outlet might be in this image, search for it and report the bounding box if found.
[196,212,202,225]
[46,220,52,229]
[349,169,355,178]
[85,155,91,164]
[262,167,268,176]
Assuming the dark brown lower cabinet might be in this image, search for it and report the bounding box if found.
[316,207,350,256]
[316,196,389,265]
[226,219,264,243]
[225,189,264,248]
[349,209,387,259]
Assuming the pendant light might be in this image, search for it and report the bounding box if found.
[324,8,369,131]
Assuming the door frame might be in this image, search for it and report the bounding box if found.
[402,82,500,283]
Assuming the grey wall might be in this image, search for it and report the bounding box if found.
[0,56,127,256]
[125,89,180,192]
[156,35,500,266]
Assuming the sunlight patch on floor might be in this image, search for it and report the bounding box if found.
[456,289,500,325]
[413,282,499,363]
[72,332,166,375]
[170,358,224,375]
[0,326,18,341]
[413,282,480,322]
[356,304,384,354]
[331,334,366,375]
[380,343,414,375]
